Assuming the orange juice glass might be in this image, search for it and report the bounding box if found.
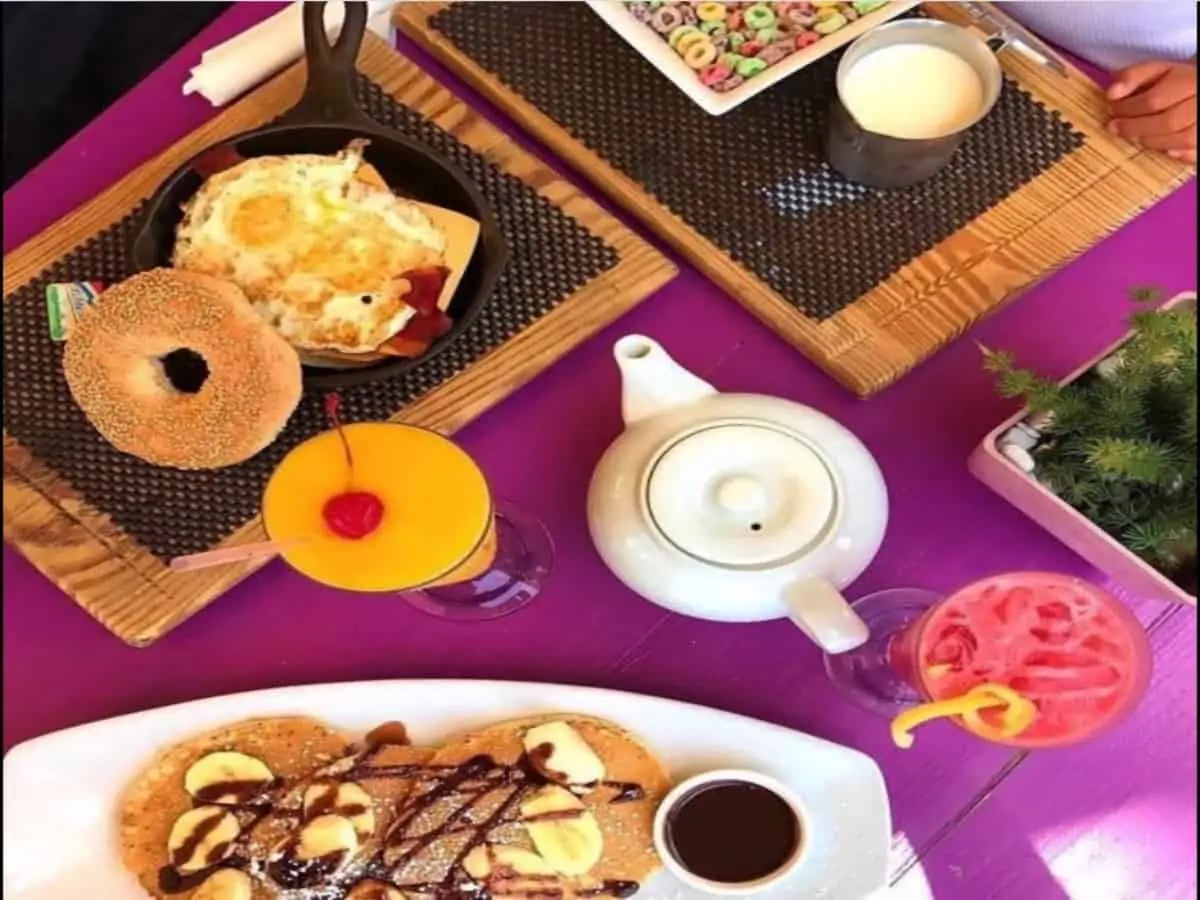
[262,422,552,619]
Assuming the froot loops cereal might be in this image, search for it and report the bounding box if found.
[625,0,891,92]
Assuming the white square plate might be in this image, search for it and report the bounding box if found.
[3,679,892,899]
[587,0,922,116]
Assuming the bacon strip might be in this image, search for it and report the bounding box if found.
[398,266,451,316]
[375,308,453,357]
[191,144,245,179]
[372,266,454,357]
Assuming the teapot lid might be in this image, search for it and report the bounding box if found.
[646,422,838,568]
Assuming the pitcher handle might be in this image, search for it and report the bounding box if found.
[960,0,1068,77]
[783,577,869,655]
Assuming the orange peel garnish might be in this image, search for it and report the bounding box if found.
[890,682,1037,749]
[961,683,1038,741]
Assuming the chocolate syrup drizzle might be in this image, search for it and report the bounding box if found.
[158,723,645,899]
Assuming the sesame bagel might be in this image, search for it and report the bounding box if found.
[63,268,303,469]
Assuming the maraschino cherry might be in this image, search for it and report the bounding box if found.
[321,393,384,540]
[323,490,384,540]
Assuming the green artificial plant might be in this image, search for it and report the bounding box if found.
[982,288,1197,591]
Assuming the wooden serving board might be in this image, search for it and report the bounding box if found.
[396,1,1194,397]
[2,35,676,647]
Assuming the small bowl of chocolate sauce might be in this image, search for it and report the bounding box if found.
[654,769,808,895]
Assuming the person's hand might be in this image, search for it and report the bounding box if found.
[1106,60,1197,163]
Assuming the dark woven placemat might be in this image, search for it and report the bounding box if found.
[432,2,1084,320]
[2,76,617,562]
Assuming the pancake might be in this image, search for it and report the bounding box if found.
[118,714,671,900]
[119,717,355,900]
[331,742,437,865]
[344,881,409,900]
[384,714,670,899]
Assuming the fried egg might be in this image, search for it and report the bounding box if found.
[172,141,447,355]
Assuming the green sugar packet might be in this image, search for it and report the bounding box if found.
[46,281,105,341]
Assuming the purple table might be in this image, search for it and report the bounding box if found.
[3,6,1196,898]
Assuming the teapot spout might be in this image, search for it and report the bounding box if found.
[614,335,716,427]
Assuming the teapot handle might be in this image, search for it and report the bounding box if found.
[782,577,869,654]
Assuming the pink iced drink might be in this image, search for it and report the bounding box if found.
[894,573,1152,747]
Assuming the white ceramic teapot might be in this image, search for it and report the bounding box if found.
[587,336,889,654]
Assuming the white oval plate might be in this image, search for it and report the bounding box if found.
[587,0,921,116]
[2,679,890,899]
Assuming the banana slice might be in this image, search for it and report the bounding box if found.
[184,751,275,805]
[522,722,606,791]
[462,846,560,900]
[463,845,557,882]
[191,869,253,900]
[167,806,240,873]
[520,785,604,876]
[296,814,359,862]
[346,884,410,900]
[346,883,411,900]
[266,814,359,891]
[304,781,376,840]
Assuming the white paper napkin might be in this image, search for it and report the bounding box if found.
[183,1,396,107]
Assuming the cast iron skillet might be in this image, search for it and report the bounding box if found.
[130,0,506,389]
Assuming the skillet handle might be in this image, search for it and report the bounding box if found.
[283,0,370,125]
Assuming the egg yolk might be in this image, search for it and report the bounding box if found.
[229,193,295,247]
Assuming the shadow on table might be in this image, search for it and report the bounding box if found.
[894,803,1076,899]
